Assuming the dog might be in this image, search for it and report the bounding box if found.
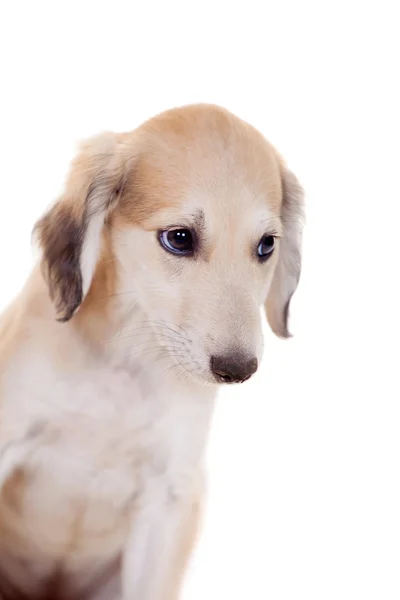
[0,104,304,599]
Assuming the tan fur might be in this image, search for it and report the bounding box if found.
[0,104,304,599]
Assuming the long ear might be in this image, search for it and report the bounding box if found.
[265,163,305,338]
[34,132,129,322]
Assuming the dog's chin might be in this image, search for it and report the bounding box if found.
[167,357,217,388]
[178,365,218,388]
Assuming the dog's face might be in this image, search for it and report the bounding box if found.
[35,105,304,385]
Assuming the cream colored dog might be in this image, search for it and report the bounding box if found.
[0,104,304,599]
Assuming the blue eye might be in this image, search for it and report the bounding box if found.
[159,228,194,255]
[257,235,275,260]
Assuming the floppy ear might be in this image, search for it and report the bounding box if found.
[34,132,129,322]
[265,163,305,338]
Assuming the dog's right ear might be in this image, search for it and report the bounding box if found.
[34,132,130,322]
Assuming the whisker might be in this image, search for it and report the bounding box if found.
[110,323,192,344]
[126,345,190,362]
[106,332,188,346]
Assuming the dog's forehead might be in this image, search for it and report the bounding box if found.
[121,105,283,227]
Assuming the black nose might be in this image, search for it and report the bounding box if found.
[210,354,258,384]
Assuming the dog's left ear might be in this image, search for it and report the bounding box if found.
[34,132,130,322]
[265,163,305,338]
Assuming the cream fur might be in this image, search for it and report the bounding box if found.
[0,104,304,600]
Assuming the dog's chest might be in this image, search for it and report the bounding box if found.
[3,367,213,559]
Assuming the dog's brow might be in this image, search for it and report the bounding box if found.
[192,209,205,232]
[260,215,283,236]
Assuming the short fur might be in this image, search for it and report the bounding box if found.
[0,104,304,599]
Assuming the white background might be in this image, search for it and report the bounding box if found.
[1,2,399,598]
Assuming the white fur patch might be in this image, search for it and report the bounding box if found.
[0,343,214,593]
[80,211,105,297]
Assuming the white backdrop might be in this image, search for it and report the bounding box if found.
[0,2,399,598]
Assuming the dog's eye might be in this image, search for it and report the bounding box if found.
[159,228,194,255]
[257,235,275,260]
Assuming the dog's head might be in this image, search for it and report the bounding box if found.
[34,105,304,385]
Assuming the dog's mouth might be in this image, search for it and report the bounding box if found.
[145,321,259,386]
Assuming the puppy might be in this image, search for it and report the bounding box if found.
[0,104,304,599]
